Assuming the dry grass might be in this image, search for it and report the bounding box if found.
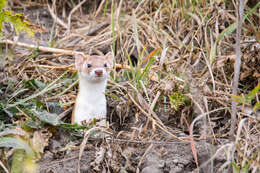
[0,0,260,172]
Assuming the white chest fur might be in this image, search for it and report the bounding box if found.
[73,76,107,125]
[72,52,113,126]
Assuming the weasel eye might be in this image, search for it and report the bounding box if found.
[87,64,92,68]
[104,63,107,67]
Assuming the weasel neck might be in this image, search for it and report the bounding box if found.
[78,76,107,98]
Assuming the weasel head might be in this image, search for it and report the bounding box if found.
[75,52,113,83]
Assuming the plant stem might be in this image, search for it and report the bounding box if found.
[230,0,245,140]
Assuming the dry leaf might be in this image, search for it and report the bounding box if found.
[31,130,51,159]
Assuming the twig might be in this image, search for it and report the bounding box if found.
[77,128,91,173]
[230,0,244,140]
[0,160,9,173]
[66,22,110,47]
[58,107,73,120]
[94,0,106,17]
[106,138,189,145]
[47,3,68,29]
[137,144,153,171]
[67,0,88,33]
[29,64,76,72]
[188,107,228,168]
[30,62,130,72]
[0,39,149,72]
[75,22,109,34]
[127,86,178,139]
[0,39,81,55]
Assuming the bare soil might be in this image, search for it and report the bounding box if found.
[38,130,226,173]
[2,1,259,173]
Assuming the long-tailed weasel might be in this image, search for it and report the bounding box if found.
[72,52,113,126]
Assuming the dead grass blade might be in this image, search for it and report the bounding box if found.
[188,107,228,168]
[137,143,153,173]
[141,48,160,65]
[95,0,106,17]
[127,83,178,139]
[0,160,10,173]
[77,129,92,173]
[67,0,88,33]
[47,2,68,29]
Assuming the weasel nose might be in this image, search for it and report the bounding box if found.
[95,70,103,76]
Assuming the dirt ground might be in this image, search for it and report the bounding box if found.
[2,0,259,173]
[39,135,226,173]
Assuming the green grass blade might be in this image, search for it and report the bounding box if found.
[210,1,260,65]
[247,83,260,100]
[6,70,69,109]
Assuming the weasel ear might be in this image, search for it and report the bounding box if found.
[105,52,114,67]
[75,53,85,70]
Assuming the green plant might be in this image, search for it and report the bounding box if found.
[209,1,260,66]
[0,136,37,173]
[126,47,159,89]
[230,83,260,111]
[169,92,190,111]
[0,0,35,36]
[232,161,249,173]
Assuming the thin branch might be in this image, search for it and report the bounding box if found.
[0,39,81,55]
[67,0,88,33]
[47,3,68,29]
[0,160,9,173]
[230,0,245,139]
[0,39,140,71]
[94,0,106,17]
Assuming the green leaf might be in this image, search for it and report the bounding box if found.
[105,92,121,100]
[32,79,46,89]
[229,94,250,105]
[11,149,37,173]
[138,57,155,81]
[0,137,34,156]
[242,162,249,173]
[209,22,236,65]
[60,119,98,130]
[0,12,4,31]
[22,79,46,90]
[34,99,44,109]
[22,119,41,130]
[232,162,240,173]
[246,83,260,101]
[6,70,68,109]
[30,108,60,126]
[60,123,88,130]
[0,0,6,11]
[230,83,260,106]
[253,102,260,112]
[169,92,189,111]
[11,149,25,173]
[2,10,35,36]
